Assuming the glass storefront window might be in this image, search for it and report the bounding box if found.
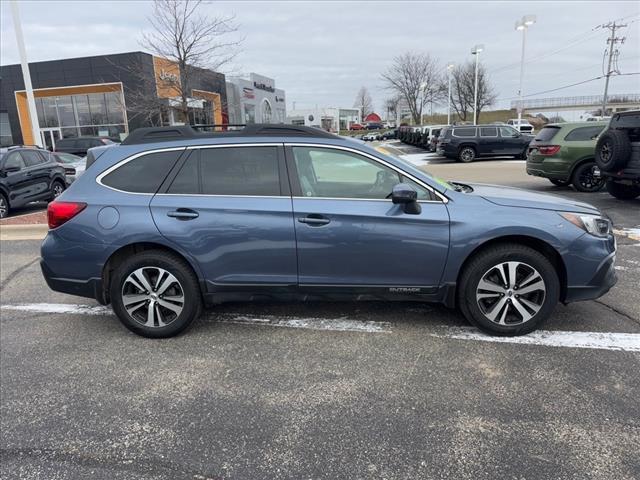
[74,95,92,125]
[244,104,255,124]
[40,97,59,128]
[89,93,108,125]
[56,96,75,127]
[262,100,272,123]
[105,92,124,124]
[61,127,79,138]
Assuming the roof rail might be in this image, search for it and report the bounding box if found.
[120,124,337,146]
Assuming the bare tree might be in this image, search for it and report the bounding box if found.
[449,61,497,123]
[140,0,242,123]
[353,86,374,121]
[384,96,401,122]
[381,52,444,124]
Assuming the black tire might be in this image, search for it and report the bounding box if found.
[458,146,476,163]
[457,243,560,336]
[571,162,605,193]
[517,147,528,160]
[595,130,631,171]
[50,180,65,201]
[0,193,9,219]
[549,178,570,187]
[110,250,202,338]
[605,180,640,200]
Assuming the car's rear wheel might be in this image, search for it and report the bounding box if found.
[50,180,65,200]
[549,178,570,187]
[110,250,202,338]
[0,193,9,219]
[605,180,640,200]
[458,146,476,163]
[572,162,605,192]
[458,244,560,335]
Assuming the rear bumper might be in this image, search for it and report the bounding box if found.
[40,259,104,302]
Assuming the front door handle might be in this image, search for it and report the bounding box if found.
[167,208,199,220]
[298,214,330,226]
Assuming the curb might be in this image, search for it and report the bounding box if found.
[0,224,49,241]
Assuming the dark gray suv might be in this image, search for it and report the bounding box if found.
[437,125,533,162]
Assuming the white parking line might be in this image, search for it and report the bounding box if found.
[427,327,640,352]
[2,303,639,350]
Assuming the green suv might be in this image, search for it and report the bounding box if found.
[526,121,608,192]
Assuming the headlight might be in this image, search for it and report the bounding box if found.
[559,212,612,237]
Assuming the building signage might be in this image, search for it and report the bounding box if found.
[159,69,179,83]
[243,87,255,99]
[253,81,275,93]
[275,96,285,103]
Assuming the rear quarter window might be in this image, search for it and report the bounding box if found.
[100,150,183,193]
[453,127,476,137]
[534,127,560,142]
[564,126,605,141]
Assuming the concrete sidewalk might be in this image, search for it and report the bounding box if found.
[0,223,48,241]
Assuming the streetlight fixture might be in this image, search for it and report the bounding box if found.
[515,14,536,125]
[471,44,484,125]
[446,63,454,125]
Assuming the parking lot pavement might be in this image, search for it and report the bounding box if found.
[2,161,640,479]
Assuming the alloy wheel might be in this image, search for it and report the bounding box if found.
[0,197,7,218]
[578,165,604,191]
[121,267,185,328]
[53,183,64,198]
[599,142,611,162]
[475,261,546,325]
[460,148,475,162]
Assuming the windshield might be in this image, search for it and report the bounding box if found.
[373,145,454,190]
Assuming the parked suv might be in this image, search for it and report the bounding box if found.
[507,118,534,134]
[437,125,533,162]
[55,137,116,156]
[594,110,640,200]
[41,124,617,338]
[0,146,67,218]
[526,121,607,192]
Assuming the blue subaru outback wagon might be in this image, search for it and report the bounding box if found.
[41,125,617,338]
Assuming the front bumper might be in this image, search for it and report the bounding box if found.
[564,234,618,303]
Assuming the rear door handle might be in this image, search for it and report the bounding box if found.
[167,208,199,220]
[298,214,330,226]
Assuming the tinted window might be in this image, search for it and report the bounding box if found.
[480,127,498,137]
[102,150,182,193]
[564,126,605,141]
[293,146,401,199]
[56,139,77,148]
[21,150,46,167]
[77,139,95,150]
[534,126,560,142]
[168,153,199,194]
[200,146,280,196]
[3,152,25,170]
[499,126,519,138]
[454,127,476,137]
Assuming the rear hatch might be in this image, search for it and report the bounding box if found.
[528,125,561,164]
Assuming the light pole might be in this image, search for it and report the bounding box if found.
[446,63,454,125]
[419,82,428,125]
[515,15,536,125]
[471,44,484,125]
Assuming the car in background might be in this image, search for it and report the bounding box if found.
[507,119,534,134]
[437,125,533,162]
[55,137,117,156]
[526,121,607,192]
[41,123,617,338]
[50,152,86,184]
[0,146,67,219]
[419,125,447,151]
[349,123,365,131]
[594,110,640,200]
[381,130,397,140]
[362,132,381,141]
[366,122,384,130]
[428,126,447,152]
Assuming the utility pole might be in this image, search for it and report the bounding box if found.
[446,63,454,125]
[601,21,626,116]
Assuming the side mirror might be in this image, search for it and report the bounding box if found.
[391,183,421,215]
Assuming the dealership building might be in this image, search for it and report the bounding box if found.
[286,107,360,132]
[0,51,228,148]
[225,73,286,125]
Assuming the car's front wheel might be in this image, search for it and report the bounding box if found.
[458,244,560,335]
[572,162,605,192]
[50,180,65,200]
[110,250,202,338]
[0,193,9,219]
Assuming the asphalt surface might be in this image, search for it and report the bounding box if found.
[1,146,639,479]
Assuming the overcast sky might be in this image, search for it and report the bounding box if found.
[1,1,639,114]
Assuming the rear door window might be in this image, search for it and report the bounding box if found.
[21,150,47,167]
[200,146,281,196]
[534,127,560,142]
[167,153,199,194]
[454,127,476,137]
[499,126,519,138]
[479,127,498,137]
[564,126,605,141]
[101,150,182,193]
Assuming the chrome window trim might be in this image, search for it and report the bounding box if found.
[285,142,449,203]
[451,128,477,138]
[155,193,289,199]
[292,196,443,204]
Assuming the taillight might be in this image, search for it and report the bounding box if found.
[47,201,87,229]
[537,145,561,156]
